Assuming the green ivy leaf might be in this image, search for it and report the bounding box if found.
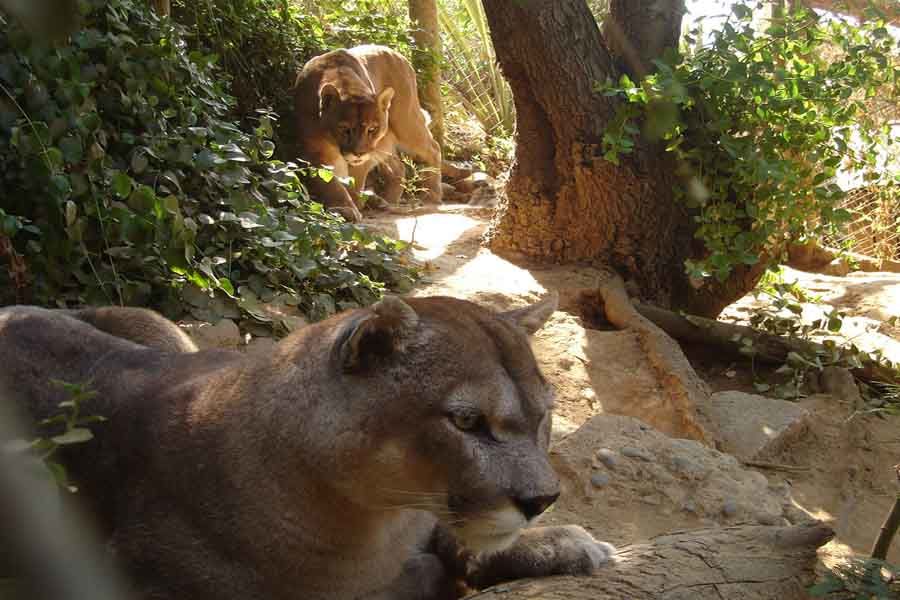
[51,427,94,445]
[112,171,133,197]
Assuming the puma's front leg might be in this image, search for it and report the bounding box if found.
[301,143,363,223]
[366,554,458,600]
[466,525,616,590]
[393,110,442,206]
[375,154,405,206]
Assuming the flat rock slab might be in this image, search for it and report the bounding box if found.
[545,415,795,547]
[180,318,242,349]
[708,391,811,460]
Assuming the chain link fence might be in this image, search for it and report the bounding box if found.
[824,183,900,261]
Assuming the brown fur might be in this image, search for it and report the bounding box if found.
[65,306,198,353]
[0,295,614,599]
[294,45,442,222]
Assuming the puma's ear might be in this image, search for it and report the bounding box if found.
[318,83,341,117]
[500,292,558,335]
[338,296,419,373]
[377,87,395,112]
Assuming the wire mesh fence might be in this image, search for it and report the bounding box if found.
[823,183,900,261]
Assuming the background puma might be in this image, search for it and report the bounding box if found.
[293,45,443,222]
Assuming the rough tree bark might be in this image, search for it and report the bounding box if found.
[150,0,170,16]
[469,523,834,600]
[408,0,444,147]
[480,0,766,317]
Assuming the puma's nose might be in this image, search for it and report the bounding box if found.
[513,493,560,520]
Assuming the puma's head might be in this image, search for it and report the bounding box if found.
[318,83,394,166]
[284,293,561,556]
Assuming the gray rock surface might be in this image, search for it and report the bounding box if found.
[708,391,811,460]
[545,415,796,545]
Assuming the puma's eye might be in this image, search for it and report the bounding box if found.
[449,410,483,433]
[367,126,379,135]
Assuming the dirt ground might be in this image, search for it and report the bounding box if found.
[366,205,900,569]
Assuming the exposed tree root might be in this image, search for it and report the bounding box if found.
[595,273,717,446]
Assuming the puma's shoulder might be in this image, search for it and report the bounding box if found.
[67,306,197,352]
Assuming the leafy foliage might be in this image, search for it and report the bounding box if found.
[741,270,900,411]
[4,380,104,494]
[171,0,325,135]
[0,0,415,327]
[597,4,899,282]
[810,557,900,599]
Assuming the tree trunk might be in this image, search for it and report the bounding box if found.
[408,0,444,147]
[468,523,834,600]
[481,0,764,317]
[151,0,170,16]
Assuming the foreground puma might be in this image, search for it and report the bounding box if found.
[294,45,442,222]
[0,294,614,599]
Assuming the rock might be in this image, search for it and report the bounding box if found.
[620,446,653,461]
[669,455,699,477]
[451,171,490,194]
[756,512,781,526]
[467,184,498,208]
[590,473,610,488]
[818,366,861,404]
[786,242,835,272]
[181,318,241,350]
[258,302,308,332]
[707,391,811,461]
[441,160,474,182]
[550,413,579,445]
[595,448,617,469]
[822,258,851,277]
[546,415,787,544]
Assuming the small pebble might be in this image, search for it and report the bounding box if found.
[640,494,661,506]
[670,456,693,474]
[596,448,618,468]
[590,473,610,488]
[683,500,698,514]
[756,513,780,526]
[621,446,653,461]
[722,499,738,517]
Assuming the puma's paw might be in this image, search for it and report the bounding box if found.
[556,525,617,573]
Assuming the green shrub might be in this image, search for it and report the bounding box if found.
[0,0,415,326]
[171,0,325,146]
[598,5,899,282]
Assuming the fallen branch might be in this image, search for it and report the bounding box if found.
[871,465,900,561]
[629,301,900,388]
[469,523,834,600]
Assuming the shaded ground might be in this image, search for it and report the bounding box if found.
[364,206,900,568]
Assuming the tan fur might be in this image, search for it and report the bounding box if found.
[0,294,614,599]
[294,45,442,222]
